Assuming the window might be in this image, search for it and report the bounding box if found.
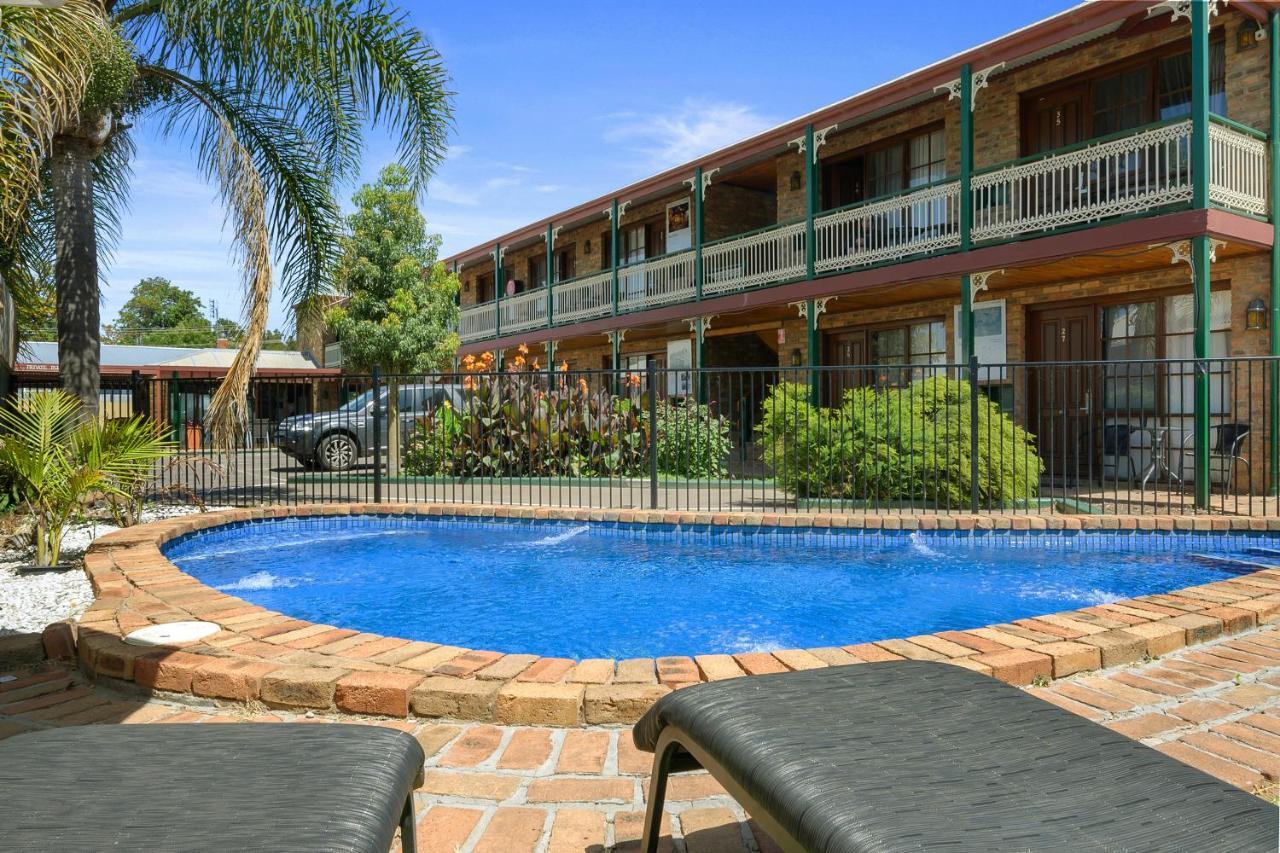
[527,255,547,290]
[823,125,947,211]
[869,319,946,385]
[476,273,495,303]
[1101,290,1231,414]
[555,246,576,282]
[1089,42,1227,137]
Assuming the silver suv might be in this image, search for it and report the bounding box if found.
[274,383,464,471]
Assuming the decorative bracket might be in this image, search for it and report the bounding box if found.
[492,246,506,265]
[1152,239,1227,282]
[970,269,1004,295]
[604,329,627,345]
[935,62,1004,109]
[787,125,837,163]
[1146,0,1222,24]
[602,201,631,222]
[550,225,562,246]
[682,167,721,200]
[790,298,832,320]
[685,315,715,334]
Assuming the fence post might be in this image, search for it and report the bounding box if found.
[372,366,383,504]
[969,355,980,514]
[647,361,658,510]
[130,369,144,418]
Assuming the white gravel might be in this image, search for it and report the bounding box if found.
[0,505,229,637]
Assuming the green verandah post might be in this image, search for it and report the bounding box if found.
[1191,0,1211,509]
[804,123,820,404]
[1270,10,1279,496]
[546,222,555,329]
[610,199,620,316]
[959,63,975,372]
[493,242,503,342]
[693,166,704,301]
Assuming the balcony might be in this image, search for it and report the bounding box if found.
[459,118,1269,344]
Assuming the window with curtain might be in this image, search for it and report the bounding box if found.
[870,319,946,385]
[1164,290,1232,414]
[1090,42,1227,136]
[1102,301,1158,411]
[1157,43,1227,119]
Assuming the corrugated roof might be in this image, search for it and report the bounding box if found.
[18,341,321,370]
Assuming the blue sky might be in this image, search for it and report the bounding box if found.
[106,0,1072,333]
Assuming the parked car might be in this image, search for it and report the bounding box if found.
[274,383,464,471]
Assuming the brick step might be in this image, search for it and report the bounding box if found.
[0,671,74,704]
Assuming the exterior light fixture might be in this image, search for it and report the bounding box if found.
[790,348,803,366]
[1238,23,1260,52]
[1246,298,1268,330]
[585,239,592,254]
[790,171,802,191]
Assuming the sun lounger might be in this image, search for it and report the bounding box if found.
[634,661,1275,852]
[0,723,424,852]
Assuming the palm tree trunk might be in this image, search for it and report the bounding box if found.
[51,133,101,420]
[387,376,401,476]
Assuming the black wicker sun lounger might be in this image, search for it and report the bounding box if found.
[0,723,425,852]
[634,661,1277,852]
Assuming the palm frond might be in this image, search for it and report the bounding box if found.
[139,66,272,448]
[118,0,452,190]
[0,0,111,242]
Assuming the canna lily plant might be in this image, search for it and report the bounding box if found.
[0,389,174,567]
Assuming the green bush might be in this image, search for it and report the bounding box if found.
[404,374,649,478]
[655,400,731,478]
[757,377,1043,507]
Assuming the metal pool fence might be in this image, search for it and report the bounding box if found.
[15,356,1280,516]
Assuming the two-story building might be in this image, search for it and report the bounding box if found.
[446,1,1279,504]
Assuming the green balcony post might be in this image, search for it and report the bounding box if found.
[694,166,704,301]
[546,223,555,329]
[804,123,817,279]
[1192,0,1211,508]
[494,242,503,340]
[611,330,622,394]
[1271,10,1279,496]
[695,319,706,404]
[959,63,975,374]
[610,199,620,316]
[806,299,819,405]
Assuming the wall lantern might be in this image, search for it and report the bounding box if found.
[1238,23,1261,52]
[790,348,803,366]
[585,239,593,254]
[1246,298,1268,331]
[789,171,802,191]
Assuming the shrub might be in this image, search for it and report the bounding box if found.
[655,400,732,478]
[757,377,1043,507]
[0,391,174,566]
[405,373,649,478]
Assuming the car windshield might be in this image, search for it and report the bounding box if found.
[336,389,383,414]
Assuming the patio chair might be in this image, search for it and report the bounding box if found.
[633,661,1275,852]
[0,723,425,852]
[1180,421,1250,492]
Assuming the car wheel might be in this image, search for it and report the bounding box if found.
[317,433,357,472]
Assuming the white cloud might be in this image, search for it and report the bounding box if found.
[428,179,480,207]
[603,98,775,168]
[533,184,562,193]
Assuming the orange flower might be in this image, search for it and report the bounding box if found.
[517,343,529,355]
[462,375,476,391]
[531,359,540,370]
[577,377,589,394]
[625,372,641,388]
[558,362,569,372]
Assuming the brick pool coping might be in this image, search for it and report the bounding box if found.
[68,504,1280,726]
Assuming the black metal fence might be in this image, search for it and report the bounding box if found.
[15,356,1280,515]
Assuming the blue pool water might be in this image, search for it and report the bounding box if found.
[163,516,1261,659]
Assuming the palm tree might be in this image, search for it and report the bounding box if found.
[1,0,452,442]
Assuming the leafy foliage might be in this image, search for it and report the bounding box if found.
[0,390,174,566]
[405,373,649,479]
[758,378,1043,507]
[655,400,731,478]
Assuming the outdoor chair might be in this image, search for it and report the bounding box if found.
[633,661,1276,852]
[0,723,425,852]
[1180,421,1251,492]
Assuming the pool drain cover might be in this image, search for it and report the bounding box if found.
[124,621,221,647]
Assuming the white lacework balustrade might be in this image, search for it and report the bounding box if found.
[498,289,548,334]
[617,250,696,312]
[971,120,1193,242]
[703,221,808,296]
[458,301,497,343]
[813,180,961,274]
[551,270,613,324]
[1208,121,1269,217]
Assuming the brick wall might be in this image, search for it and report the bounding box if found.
[704,184,775,242]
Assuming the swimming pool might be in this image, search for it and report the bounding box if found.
[163,515,1260,659]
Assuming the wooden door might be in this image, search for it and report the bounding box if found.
[1023,86,1086,155]
[822,156,864,210]
[824,329,870,404]
[1029,305,1098,482]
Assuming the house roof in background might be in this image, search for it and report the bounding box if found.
[17,342,322,372]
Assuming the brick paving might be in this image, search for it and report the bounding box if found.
[0,624,1275,851]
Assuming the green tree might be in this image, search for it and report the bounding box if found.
[104,276,210,345]
[1,2,452,443]
[328,164,459,473]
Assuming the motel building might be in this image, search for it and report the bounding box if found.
[445,1,1280,506]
